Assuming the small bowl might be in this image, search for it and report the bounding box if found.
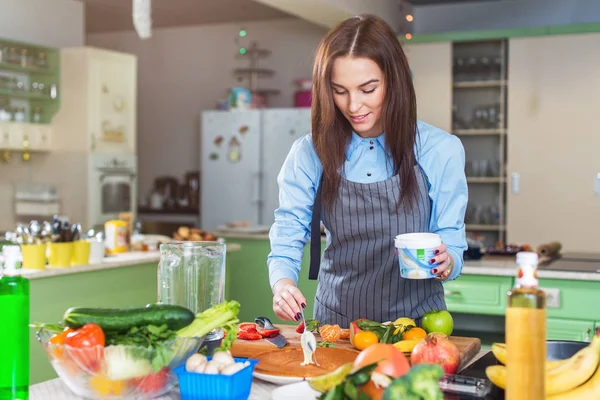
[37,327,204,399]
[174,357,258,400]
[547,340,588,360]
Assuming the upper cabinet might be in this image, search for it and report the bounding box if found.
[404,42,453,133]
[52,47,137,155]
[0,38,60,157]
[506,33,600,251]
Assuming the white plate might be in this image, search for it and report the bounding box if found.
[253,371,306,385]
[270,381,321,400]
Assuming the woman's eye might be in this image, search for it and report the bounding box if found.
[362,88,376,94]
[333,89,346,95]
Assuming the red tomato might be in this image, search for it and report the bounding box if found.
[353,343,410,400]
[130,368,170,394]
[65,324,105,372]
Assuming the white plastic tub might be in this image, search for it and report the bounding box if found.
[395,233,442,279]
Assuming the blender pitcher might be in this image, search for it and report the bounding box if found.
[158,241,226,342]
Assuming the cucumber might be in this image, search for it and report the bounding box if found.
[63,304,195,333]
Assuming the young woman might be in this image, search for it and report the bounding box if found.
[267,14,468,327]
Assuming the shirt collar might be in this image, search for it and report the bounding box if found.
[346,131,387,160]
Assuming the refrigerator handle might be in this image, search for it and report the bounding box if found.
[250,171,262,204]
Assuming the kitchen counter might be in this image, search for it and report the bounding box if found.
[13,244,241,280]
[463,257,600,281]
[30,350,490,399]
[216,232,600,282]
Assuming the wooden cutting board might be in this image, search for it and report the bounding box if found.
[231,324,481,371]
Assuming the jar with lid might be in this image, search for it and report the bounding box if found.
[7,47,19,64]
[15,79,25,92]
[36,51,47,69]
[0,105,10,122]
[32,107,42,123]
[14,107,25,122]
[20,48,30,68]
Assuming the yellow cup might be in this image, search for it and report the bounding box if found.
[71,240,91,266]
[20,243,47,270]
[47,242,74,268]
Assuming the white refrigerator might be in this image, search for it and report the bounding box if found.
[200,108,312,232]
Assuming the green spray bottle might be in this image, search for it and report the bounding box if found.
[0,245,30,400]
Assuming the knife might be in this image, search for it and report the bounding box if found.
[255,316,288,348]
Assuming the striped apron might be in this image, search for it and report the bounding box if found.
[310,166,447,327]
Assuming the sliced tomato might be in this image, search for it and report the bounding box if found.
[239,323,258,333]
[49,327,75,360]
[129,368,170,394]
[237,331,262,340]
[296,321,305,333]
[258,329,280,338]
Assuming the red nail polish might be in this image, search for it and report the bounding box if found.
[434,250,440,255]
[430,258,436,264]
[301,303,306,309]
[432,268,438,274]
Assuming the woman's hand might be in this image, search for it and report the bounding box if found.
[430,243,454,281]
[272,278,307,322]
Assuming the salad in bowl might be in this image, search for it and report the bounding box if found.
[34,300,241,399]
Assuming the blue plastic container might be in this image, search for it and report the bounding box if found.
[174,357,258,400]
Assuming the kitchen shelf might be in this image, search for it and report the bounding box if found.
[0,37,61,124]
[253,89,281,96]
[0,62,57,76]
[452,39,509,247]
[0,88,55,101]
[454,80,507,88]
[233,68,275,77]
[466,224,506,232]
[454,129,506,136]
[467,177,506,183]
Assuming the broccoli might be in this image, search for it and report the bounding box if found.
[406,364,445,400]
[383,364,445,400]
[382,376,421,400]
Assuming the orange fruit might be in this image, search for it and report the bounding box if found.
[402,326,427,340]
[353,331,379,351]
[340,329,350,339]
[319,324,342,342]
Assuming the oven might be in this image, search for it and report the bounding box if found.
[89,154,137,229]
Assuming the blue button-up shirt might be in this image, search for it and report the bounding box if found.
[267,120,468,288]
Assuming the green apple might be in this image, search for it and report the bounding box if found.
[421,309,454,336]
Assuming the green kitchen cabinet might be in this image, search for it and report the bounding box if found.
[224,237,318,325]
[443,275,514,316]
[547,318,593,342]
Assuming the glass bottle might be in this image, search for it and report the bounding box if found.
[0,245,30,400]
[505,251,546,400]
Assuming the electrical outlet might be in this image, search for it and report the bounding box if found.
[541,287,561,308]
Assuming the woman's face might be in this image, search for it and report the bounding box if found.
[330,56,385,138]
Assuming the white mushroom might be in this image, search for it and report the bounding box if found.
[211,351,235,372]
[186,353,207,373]
[203,363,220,375]
[221,362,246,376]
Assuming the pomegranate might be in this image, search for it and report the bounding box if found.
[410,333,461,375]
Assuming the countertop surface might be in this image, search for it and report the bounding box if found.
[10,243,241,280]
[30,350,489,399]
[463,257,600,281]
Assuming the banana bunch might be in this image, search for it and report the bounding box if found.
[393,338,423,354]
[486,330,600,399]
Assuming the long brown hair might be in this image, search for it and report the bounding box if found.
[311,14,418,213]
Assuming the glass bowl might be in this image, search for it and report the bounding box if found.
[37,327,204,399]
